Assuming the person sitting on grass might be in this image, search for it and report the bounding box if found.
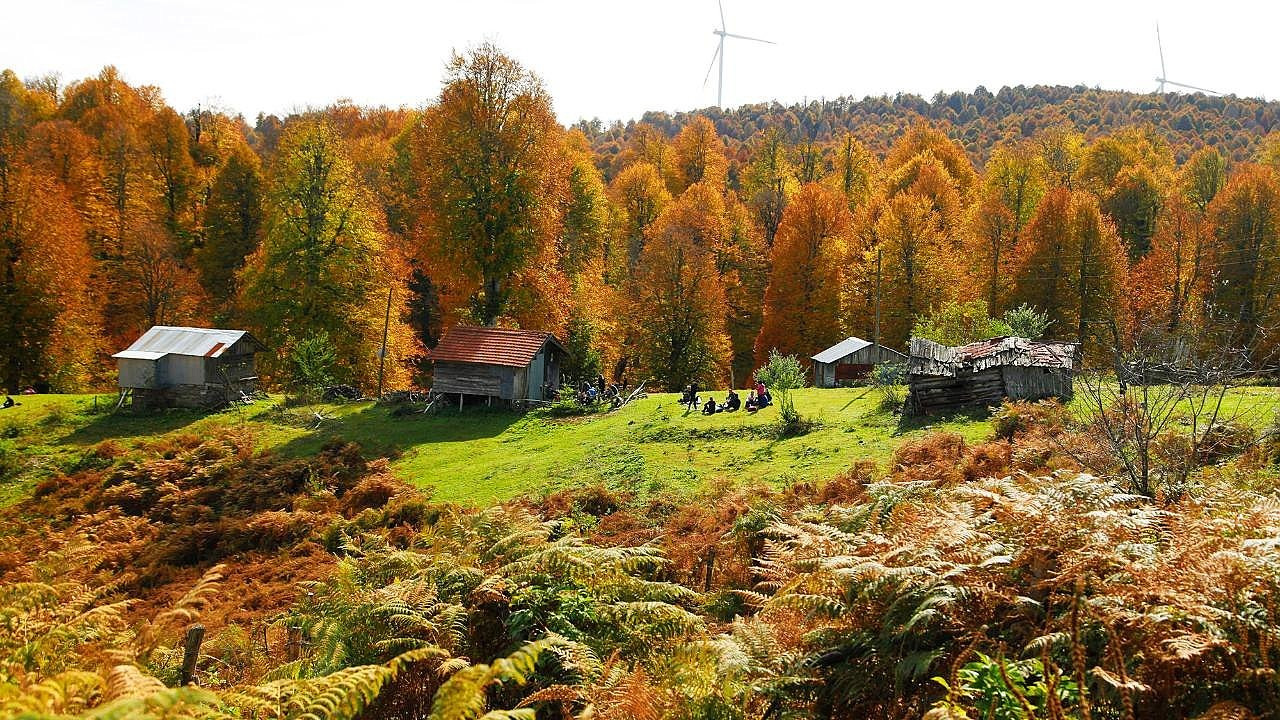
[753,378,771,408]
[745,391,759,413]
[702,395,718,415]
[720,388,740,412]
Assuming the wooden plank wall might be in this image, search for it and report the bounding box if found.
[433,362,506,399]
[907,368,1005,414]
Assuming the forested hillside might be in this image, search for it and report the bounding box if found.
[5,50,1280,398]
[587,85,1280,171]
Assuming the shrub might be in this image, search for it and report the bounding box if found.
[1001,303,1051,339]
[892,432,967,484]
[913,300,1011,346]
[755,349,806,427]
[991,400,1068,441]
[871,361,908,412]
[287,331,338,401]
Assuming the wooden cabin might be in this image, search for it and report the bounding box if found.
[427,326,567,405]
[906,336,1080,415]
[113,326,264,408]
[811,336,907,387]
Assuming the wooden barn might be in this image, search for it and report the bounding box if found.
[427,326,567,405]
[113,326,264,408]
[811,336,907,387]
[906,336,1080,415]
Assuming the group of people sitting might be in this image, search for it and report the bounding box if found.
[679,379,773,416]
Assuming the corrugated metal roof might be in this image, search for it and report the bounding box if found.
[427,326,564,368]
[112,326,263,360]
[812,336,872,364]
[114,350,167,361]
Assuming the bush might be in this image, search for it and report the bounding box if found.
[1001,303,1051,339]
[287,331,338,401]
[870,361,907,412]
[913,300,1011,346]
[755,349,806,426]
[991,400,1068,441]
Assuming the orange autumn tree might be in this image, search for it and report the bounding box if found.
[0,163,96,391]
[628,181,731,390]
[1009,187,1128,351]
[755,183,851,364]
[671,116,728,194]
[1205,164,1280,360]
[410,43,564,327]
[866,192,954,348]
[1123,148,1222,339]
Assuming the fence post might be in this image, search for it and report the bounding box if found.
[180,624,206,685]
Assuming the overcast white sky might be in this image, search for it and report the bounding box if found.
[4,0,1277,124]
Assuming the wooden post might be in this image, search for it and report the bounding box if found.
[376,287,392,399]
[458,393,463,412]
[286,626,303,661]
[180,624,205,686]
[874,247,883,347]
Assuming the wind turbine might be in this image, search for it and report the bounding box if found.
[702,0,775,108]
[1153,24,1222,95]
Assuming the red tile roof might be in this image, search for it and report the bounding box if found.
[427,326,564,368]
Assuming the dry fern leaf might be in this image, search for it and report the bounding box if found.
[106,664,166,701]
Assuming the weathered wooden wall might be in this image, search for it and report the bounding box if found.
[1002,366,1073,401]
[433,361,512,399]
[907,368,1006,415]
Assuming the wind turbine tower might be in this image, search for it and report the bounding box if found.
[703,0,775,108]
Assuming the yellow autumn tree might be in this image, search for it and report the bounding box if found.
[628,182,731,390]
[1009,187,1128,352]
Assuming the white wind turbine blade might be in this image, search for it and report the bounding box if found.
[1162,79,1222,95]
[722,31,776,44]
[703,42,722,88]
[1157,24,1167,81]
[718,0,726,31]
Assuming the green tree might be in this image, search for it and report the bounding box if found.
[912,300,1011,346]
[197,144,264,306]
[754,349,806,427]
[239,120,386,385]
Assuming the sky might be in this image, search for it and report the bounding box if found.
[4,0,1278,125]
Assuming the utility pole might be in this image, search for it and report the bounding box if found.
[376,287,392,399]
[874,247,882,347]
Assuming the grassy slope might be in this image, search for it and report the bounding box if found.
[4,386,1277,506]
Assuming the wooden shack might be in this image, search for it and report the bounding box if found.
[113,326,264,408]
[906,336,1080,415]
[427,326,567,404]
[811,336,907,387]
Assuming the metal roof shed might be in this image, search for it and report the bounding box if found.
[810,336,907,388]
[112,326,265,408]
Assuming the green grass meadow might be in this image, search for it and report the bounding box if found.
[4,385,1277,507]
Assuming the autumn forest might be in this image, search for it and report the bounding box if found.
[7,41,1280,720]
[5,45,1280,395]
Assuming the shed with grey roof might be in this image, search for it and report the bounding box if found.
[810,336,907,388]
[112,326,265,408]
[905,336,1080,415]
